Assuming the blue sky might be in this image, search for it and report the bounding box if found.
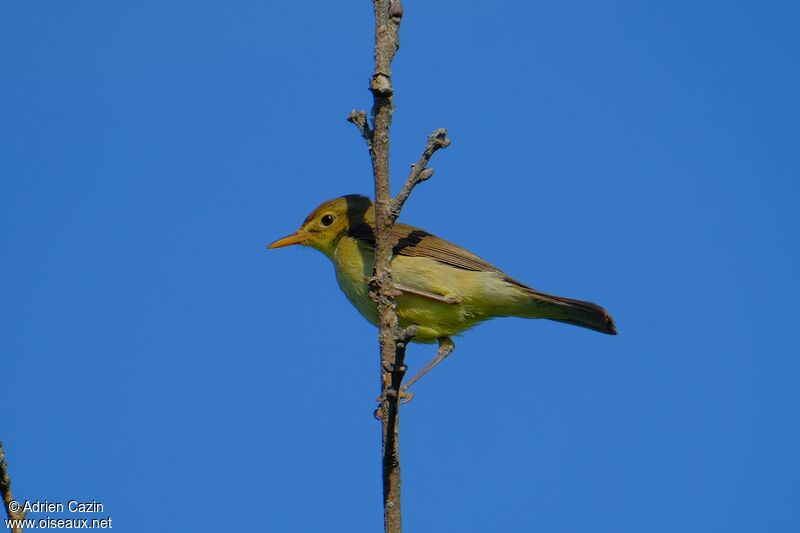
[2,1,798,531]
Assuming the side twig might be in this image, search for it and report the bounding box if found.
[1,442,25,533]
[390,128,451,220]
[346,110,372,150]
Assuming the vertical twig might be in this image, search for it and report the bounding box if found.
[1,442,25,533]
[347,2,449,531]
[367,1,403,531]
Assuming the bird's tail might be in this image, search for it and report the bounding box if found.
[505,278,617,335]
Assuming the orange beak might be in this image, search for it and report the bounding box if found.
[267,231,308,249]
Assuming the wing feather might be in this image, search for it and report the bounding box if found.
[347,220,503,274]
[391,223,503,274]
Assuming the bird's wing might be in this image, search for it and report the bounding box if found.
[390,223,504,274]
[348,220,505,273]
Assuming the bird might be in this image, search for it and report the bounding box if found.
[268,194,616,392]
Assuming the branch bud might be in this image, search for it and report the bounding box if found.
[418,168,434,182]
[390,0,403,20]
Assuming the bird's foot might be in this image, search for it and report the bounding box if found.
[381,360,408,374]
[399,386,415,404]
[374,386,413,402]
[373,387,415,419]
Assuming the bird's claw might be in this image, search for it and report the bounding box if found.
[374,388,399,404]
[374,386,415,407]
[382,360,408,374]
[399,386,415,404]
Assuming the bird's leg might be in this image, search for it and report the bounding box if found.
[400,336,455,399]
[394,283,462,305]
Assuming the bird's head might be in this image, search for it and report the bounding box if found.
[267,194,374,257]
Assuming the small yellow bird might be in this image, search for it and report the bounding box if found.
[268,195,616,389]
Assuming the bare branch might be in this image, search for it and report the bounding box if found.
[347,110,372,150]
[365,1,404,532]
[1,442,25,533]
[352,1,449,531]
[391,128,451,220]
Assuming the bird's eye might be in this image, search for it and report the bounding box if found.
[320,214,335,227]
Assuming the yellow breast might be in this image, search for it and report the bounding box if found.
[332,236,511,343]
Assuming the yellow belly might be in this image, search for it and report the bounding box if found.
[332,237,515,343]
